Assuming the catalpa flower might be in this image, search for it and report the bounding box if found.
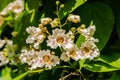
[26,26,45,49]
[20,49,37,64]
[61,45,83,62]
[38,50,59,69]
[80,40,100,60]
[0,39,6,48]
[20,49,59,70]
[67,14,80,23]
[0,51,9,66]
[20,49,40,70]
[9,0,24,14]
[47,28,74,49]
[79,25,98,42]
[0,0,24,15]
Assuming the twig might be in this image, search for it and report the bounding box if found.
[59,72,79,80]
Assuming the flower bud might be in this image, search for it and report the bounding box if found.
[67,14,80,23]
[11,31,18,37]
[60,4,64,8]
[50,18,59,28]
[41,17,52,25]
[56,1,60,5]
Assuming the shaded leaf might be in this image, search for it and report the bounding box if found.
[96,48,120,69]
[108,0,120,38]
[110,71,120,80]
[84,47,120,72]
[59,0,87,19]
[38,70,51,80]
[74,2,114,51]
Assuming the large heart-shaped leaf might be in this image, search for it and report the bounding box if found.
[84,47,120,72]
[74,2,114,51]
[96,48,120,69]
[110,71,120,80]
[84,61,118,72]
[108,0,120,38]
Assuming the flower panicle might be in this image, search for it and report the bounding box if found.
[19,12,100,70]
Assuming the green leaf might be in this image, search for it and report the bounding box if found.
[13,71,29,80]
[59,0,87,19]
[38,70,51,80]
[84,47,120,72]
[39,0,57,19]
[0,0,13,11]
[110,71,120,80]
[108,0,120,38]
[84,61,118,72]
[76,35,85,48]
[1,67,12,80]
[79,59,86,70]
[96,48,120,69]
[74,2,114,51]
[25,0,40,10]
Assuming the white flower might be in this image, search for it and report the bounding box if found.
[0,0,24,15]
[26,26,42,35]
[26,26,45,49]
[20,49,59,70]
[67,14,80,23]
[47,28,74,49]
[60,52,70,62]
[41,17,52,25]
[9,0,24,14]
[80,40,100,60]
[61,45,83,62]
[0,39,6,48]
[0,51,9,66]
[79,25,99,42]
[20,49,36,63]
[26,35,35,44]
[38,50,59,69]
[6,40,13,46]
[20,49,39,69]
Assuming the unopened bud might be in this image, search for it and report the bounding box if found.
[71,27,76,31]
[80,24,85,29]
[51,51,55,55]
[60,4,64,8]
[11,31,18,37]
[50,18,59,28]
[39,24,44,29]
[56,1,60,5]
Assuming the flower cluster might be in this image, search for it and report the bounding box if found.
[19,13,100,70]
[0,39,16,66]
[0,0,24,27]
[0,0,24,15]
[20,49,59,70]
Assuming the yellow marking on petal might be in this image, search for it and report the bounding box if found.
[43,55,50,62]
[56,36,64,43]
